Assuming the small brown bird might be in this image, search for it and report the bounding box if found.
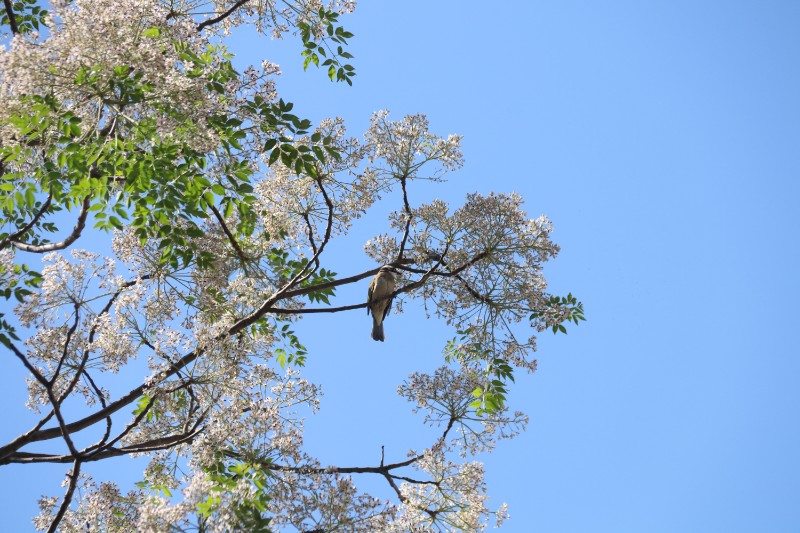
[367,265,400,341]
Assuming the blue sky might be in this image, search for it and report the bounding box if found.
[3,1,800,531]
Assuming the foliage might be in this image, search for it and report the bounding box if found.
[0,1,583,531]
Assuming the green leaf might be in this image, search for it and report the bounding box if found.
[142,26,161,38]
[268,148,280,165]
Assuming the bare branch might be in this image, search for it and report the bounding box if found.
[44,386,80,457]
[47,460,81,533]
[395,174,412,262]
[2,337,203,458]
[270,302,366,314]
[302,212,320,268]
[0,410,55,461]
[274,255,415,303]
[2,425,203,464]
[274,248,447,315]
[262,415,457,504]
[50,302,82,387]
[1,335,49,385]
[78,369,114,452]
[196,0,250,31]
[11,196,91,253]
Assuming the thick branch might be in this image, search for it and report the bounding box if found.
[11,196,91,253]
[0,410,54,461]
[2,426,202,465]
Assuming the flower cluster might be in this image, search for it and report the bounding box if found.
[365,110,464,181]
[34,473,143,532]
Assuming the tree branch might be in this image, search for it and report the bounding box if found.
[196,0,250,31]
[2,0,19,35]
[274,254,415,303]
[11,196,91,253]
[270,302,367,314]
[302,212,320,269]
[229,173,335,335]
[47,460,81,533]
[260,415,457,505]
[395,174,412,263]
[2,424,203,465]
[0,194,53,250]
[266,255,442,315]
[209,204,250,264]
[0,327,210,459]
[78,369,114,452]
[50,302,82,387]
[1,335,49,386]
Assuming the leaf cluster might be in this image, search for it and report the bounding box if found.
[1,0,48,34]
[256,98,342,176]
[530,293,586,334]
[298,7,356,85]
[445,328,515,416]
[199,453,274,533]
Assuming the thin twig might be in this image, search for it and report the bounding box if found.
[50,302,82,387]
[395,174,412,262]
[209,204,250,264]
[1,334,50,386]
[47,460,81,533]
[196,0,250,31]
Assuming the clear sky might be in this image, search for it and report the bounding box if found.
[3,1,800,531]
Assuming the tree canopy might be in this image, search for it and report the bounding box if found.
[0,1,584,531]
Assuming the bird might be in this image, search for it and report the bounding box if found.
[367,265,400,341]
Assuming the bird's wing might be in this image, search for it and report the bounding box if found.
[382,295,393,320]
[366,283,373,315]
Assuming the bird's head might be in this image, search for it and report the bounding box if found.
[379,265,402,280]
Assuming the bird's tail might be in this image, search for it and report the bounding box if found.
[371,315,385,342]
